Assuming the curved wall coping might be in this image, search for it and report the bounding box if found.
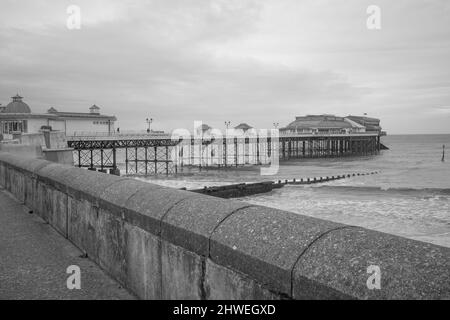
[0,151,449,300]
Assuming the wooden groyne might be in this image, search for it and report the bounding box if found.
[188,181,283,198]
[189,171,379,198]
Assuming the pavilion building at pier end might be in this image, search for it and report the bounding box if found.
[279,114,383,135]
[0,94,116,138]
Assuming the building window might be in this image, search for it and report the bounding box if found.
[0,120,27,134]
[93,120,110,125]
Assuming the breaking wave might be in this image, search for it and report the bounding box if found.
[299,185,450,198]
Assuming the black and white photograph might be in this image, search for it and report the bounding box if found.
[0,0,449,306]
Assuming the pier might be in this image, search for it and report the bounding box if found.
[67,131,382,176]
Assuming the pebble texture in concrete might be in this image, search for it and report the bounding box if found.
[293,227,450,300]
[161,196,253,256]
[210,206,345,296]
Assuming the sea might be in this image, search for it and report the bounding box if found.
[133,134,450,248]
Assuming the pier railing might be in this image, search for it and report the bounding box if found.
[68,130,380,140]
[279,132,380,137]
[68,130,170,140]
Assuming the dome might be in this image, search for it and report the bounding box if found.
[4,94,31,113]
[234,123,253,131]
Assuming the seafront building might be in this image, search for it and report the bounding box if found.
[0,94,116,138]
[345,115,383,134]
[280,114,371,135]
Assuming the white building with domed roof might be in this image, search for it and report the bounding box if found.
[0,94,116,137]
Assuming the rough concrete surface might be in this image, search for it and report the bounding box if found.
[210,205,344,296]
[161,196,252,256]
[0,188,135,300]
[293,227,450,300]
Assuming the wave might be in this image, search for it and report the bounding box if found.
[294,185,450,197]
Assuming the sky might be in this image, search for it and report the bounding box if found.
[0,0,449,134]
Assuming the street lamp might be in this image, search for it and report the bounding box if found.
[273,122,279,129]
[146,118,153,133]
[224,121,231,129]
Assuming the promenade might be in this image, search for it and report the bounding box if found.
[0,188,135,300]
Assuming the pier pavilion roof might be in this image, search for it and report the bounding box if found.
[198,123,211,132]
[282,115,353,130]
[234,123,253,131]
[346,115,381,132]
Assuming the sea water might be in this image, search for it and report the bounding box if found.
[135,134,450,248]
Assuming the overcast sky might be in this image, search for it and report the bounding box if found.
[1,0,449,134]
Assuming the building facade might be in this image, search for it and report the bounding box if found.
[280,114,370,135]
[345,115,382,133]
[0,94,116,137]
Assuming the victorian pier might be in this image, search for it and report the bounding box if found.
[67,130,384,176]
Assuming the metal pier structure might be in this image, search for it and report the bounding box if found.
[67,134,180,175]
[67,132,382,176]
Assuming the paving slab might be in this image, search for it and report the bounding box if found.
[0,188,135,300]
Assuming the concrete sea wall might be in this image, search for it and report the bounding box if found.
[0,131,73,165]
[0,144,43,159]
[0,151,449,299]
